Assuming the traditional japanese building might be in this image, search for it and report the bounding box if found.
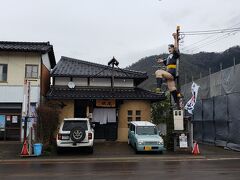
[47,56,164,141]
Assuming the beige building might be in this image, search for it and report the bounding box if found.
[47,56,164,142]
[0,41,56,141]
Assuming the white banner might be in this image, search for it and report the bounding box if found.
[184,82,200,114]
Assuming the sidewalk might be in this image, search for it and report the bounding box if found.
[0,141,22,160]
[0,141,239,161]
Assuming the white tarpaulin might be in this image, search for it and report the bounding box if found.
[185,82,200,114]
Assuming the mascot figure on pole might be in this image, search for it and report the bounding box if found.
[155,33,182,109]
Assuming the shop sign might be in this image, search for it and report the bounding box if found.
[0,115,5,131]
[12,116,18,124]
[96,99,116,107]
[179,133,188,148]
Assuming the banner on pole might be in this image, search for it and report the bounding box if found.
[184,82,200,114]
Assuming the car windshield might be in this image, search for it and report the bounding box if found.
[62,121,87,131]
[136,126,157,135]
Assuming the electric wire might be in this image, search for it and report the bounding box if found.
[181,22,240,53]
[182,22,240,50]
[185,32,237,53]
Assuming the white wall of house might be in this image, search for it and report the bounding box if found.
[41,53,51,71]
[73,77,88,86]
[53,77,135,87]
[114,79,134,87]
[90,78,111,87]
[55,77,71,86]
[0,85,40,103]
[0,52,41,86]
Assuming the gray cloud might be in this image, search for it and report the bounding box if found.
[0,0,239,67]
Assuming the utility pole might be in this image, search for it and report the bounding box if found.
[175,26,181,89]
[176,26,180,49]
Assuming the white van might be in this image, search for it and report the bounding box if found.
[56,118,94,154]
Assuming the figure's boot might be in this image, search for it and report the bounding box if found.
[155,78,163,93]
[171,90,180,109]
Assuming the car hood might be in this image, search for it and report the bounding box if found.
[135,134,162,141]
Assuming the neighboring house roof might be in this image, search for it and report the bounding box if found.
[51,56,147,85]
[46,87,165,101]
[0,41,56,68]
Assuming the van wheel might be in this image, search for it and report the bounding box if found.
[88,147,94,154]
[57,147,63,154]
[135,144,139,154]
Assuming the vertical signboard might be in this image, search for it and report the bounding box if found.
[0,115,5,131]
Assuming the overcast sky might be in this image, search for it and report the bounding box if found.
[0,0,239,67]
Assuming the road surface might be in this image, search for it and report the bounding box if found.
[1,157,240,180]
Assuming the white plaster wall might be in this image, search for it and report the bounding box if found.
[90,78,111,87]
[114,79,134,87]
[0,85,40,103]
[73,77,88,86]
[54,77,70,86]
[41,53,51,71]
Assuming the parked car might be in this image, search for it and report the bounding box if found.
[128,121,165,153]
[56,118,94,154]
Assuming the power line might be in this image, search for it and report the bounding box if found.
[184,32,237,53]
[182,22,240,50]
[181,22,240,53]
[180,28,240,36]
[180,27,240,34]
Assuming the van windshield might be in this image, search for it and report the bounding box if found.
[62,121,87,131]
[136,126,157,135]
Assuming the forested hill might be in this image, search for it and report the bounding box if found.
[127,46,240,90]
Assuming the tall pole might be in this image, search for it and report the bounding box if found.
[176,26,180,49]
[176,26,181,89]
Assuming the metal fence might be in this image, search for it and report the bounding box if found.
[181,62,240,151]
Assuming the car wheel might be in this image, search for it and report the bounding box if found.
[57,147,63,154]
[70,127,86,143]
[134,143,139,154]
[88,146,94,154]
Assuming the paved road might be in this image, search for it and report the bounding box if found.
[1,158,240,180]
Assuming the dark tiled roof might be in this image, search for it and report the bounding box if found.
[0,41,56,68]
[46,87,165,101]
[51,56,147,81]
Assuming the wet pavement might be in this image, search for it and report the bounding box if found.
[0,141,240,179]
[1,158,240,180]
[1,141,240,160]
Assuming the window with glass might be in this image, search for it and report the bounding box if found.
[127,110,133,122]
[136,126,158,135]
[136,117,141,121]
[136,110,141,121]
[25,65,38,78]
[0,64,8,82]
[136,110,141,116]
[128,110,133,116]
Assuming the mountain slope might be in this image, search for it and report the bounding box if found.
[127,46,240,90]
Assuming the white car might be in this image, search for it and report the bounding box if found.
[56,118,94,154]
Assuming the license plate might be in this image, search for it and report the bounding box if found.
[144,146,152,151]
[62,136,70,140]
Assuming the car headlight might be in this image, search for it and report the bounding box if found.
[158,139,164,145]
[138,140,144,145]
